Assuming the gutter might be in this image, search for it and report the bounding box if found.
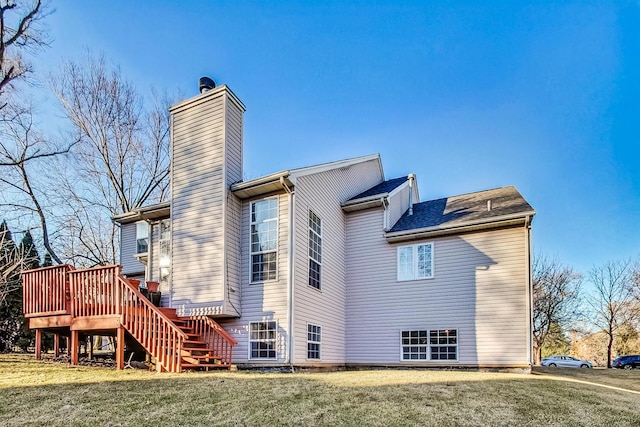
[385,211,536,242]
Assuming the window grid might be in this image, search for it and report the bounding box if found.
[401,329,458,361]
[249,321,277,359]
[308,210,322,290]
[136,221,149,254]
[250,199,278,282]
[307,324,322,359]
[430,329,457,360]
[397,242,434,281]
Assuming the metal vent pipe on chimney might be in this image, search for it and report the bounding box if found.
[199,76,216,93]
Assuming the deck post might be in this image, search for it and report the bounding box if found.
[35,329,42,359]
[54,333,60,357]
[70,330,79,365]
[116,327,125,370]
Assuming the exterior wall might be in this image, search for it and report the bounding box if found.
[218,191,290,364]
[386,182,409,230]
[120,222,144,276]
[291,159,384,365]
[169,86,244,316]
[345,207,530,367]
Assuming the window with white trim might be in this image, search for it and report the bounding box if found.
[250,198,278,282]
[307,324,321,359]
[158,219,170,289]
[397,242,434,281]
[249,321,277,359]
[430,329,457,360]
[136,221,149,254]
[401,329,457,361]
[308,210,322,290]
[401,330,428,360]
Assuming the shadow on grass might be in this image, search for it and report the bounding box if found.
[2,356,640,426]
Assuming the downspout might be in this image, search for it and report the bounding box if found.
[382,197,389,231]
[146,220,153,283]
[281,177,295,368]
[525,215,533,368]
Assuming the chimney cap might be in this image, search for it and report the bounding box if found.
[199,76,216,93]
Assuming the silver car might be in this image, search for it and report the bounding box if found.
[541,355,592,368]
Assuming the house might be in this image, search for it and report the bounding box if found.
[23,81,535,371]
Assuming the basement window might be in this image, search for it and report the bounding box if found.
[249,321,277,359]
[400,329,458,361]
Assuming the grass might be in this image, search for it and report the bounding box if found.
[2,355,640,426]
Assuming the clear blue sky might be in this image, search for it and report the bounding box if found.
[30,1,640,274]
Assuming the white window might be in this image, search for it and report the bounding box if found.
[401,329,457,361]
[136,221,149,254]
[250,198,278,282]
[249,321,277,359]
[401,330,428,360]
[397,242,434,281]
[430,329,458,360]
[158,220,170,288]
[307,324,321,359]
[308,210,322,290]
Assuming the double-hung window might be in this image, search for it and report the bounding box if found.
[397,242,434,281]
[136,221,149,254]
[158,219,170,288]
[249,321,277,359]
[308,210,322,290]
[307,324,321,359]
[250,198,278,282]
[401,329,457,361]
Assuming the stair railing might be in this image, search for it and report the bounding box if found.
[184,316,238,368]
[67,265,187,372]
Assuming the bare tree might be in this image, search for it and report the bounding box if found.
[0,104,73,263]
[47,53,171,265]
[586,259,638,368]
[532,253,582,364]
[0,0,49,109]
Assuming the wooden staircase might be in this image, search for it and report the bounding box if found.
[22,264,237,372]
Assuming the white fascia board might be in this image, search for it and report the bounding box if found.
[169,84,246,114]
[288,153,382,185]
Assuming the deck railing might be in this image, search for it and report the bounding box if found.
[22,265,74,317]
[184,316,238,367]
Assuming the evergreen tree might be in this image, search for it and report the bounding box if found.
[0,221,20,351]
[19,231,40,270]
[42,253,53,267]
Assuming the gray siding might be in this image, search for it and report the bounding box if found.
[345,207,530,366]
[120,222,145,276]
[169,86,244,316]
[292,159,384,365]
[218,192,290,364]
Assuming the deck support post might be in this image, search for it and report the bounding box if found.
[34,329,42,359]
[87,335,93,360]
[54,333,60,357]
[116,327,125,370]
[70,330,79,365]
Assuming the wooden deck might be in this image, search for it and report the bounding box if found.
[22,265,237,372]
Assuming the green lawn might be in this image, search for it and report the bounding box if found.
[1,354,640,426]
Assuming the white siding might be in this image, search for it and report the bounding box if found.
[169,86,244,316]
[120,222,145,276]
[386,183,409,230]
[218,192,290,364]
[291,159,384,365]
[345,208,530,366]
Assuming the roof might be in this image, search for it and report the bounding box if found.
[231,153,383,199]
[388,186,535,238]
[112,201,171,224]
[348,177,407,201]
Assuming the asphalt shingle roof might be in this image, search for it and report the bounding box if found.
[349,177,407,201]
[390,186,534,232]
